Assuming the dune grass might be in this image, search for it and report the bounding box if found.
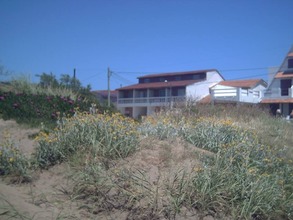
[1,103,293,219]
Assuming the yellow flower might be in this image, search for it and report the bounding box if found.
[248,168,258,174]
[9,157,14,163]
[263,158,271,163]
[194,167,203,172]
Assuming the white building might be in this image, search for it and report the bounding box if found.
[262,45,293,116]
[117,69,224,118]
[210,79,267,104]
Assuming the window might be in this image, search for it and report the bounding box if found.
[178,88,185,96]
[159,77,165,82]
[137,89,147,97]
[174,76,181,81]
[153,89,166,97]
[288,59,293,68]
[139,78,150,83]
[280,79,291,96]
[159,89,165,96]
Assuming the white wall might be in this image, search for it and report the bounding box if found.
[186,70,224,100]
[254,84,266,91]
[211,85,237,97]
[133,107,147,118]
[264,79,281,98]
[211,83,266,103]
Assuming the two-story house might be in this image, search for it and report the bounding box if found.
[117,69,224,118]
[210,79,267,104]
[262,46,293,116]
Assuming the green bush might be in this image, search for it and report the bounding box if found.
[34,112,139,168]
[180,117,257,153]
[0,91,102,127]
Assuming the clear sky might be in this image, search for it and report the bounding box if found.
[0,0,293,90]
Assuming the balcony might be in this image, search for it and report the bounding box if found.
[117,96,186,106]
[263,88,293,99]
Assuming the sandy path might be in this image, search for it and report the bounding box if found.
[0,119,39,157]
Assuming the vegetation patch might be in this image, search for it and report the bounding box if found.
[34,112,139,169]
[0,131,31,182]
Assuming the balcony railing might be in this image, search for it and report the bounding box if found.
[118,96,186,104]
[263,88,293,99]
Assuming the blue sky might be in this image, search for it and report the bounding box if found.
[0,0,293,90]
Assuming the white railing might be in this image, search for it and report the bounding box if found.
[118,96,186,104]
[263,88,293,99]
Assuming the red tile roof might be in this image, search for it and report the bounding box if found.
[261,98,293,104]
[117,79,202,90]
[274,71,293,79]
[138,69,219,79]
[199,95,211,104]
[216,79,266,88]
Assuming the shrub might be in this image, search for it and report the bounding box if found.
[34,112,139,168]
[0,91,101,127]
[189,143,293,219]
[180,117,257,153]
[138,110,293,219]
[0,131,30,181]
[138,112,185,140]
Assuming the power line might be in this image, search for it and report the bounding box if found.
[112,72,136,84]
[228,73,268,81]
[82,73,100,81]
[113,66,272,75]
[219,67,269,72]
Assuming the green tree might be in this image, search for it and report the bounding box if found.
[70,77,82,91]
[60,74,71,87]
[36,72,59,88]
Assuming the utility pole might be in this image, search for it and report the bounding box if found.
[107,67,112,107]
[73,68,76,89]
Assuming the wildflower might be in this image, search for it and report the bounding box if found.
[248,167,258,175]
[194,167,203,172]
[261,173,270,177]
[9,157,14,163]
[68,100,74,105]
[263,158,271,163]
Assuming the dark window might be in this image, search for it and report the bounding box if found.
[280,79,291,96]
[137,89,147,97]
[153,89,165,97]
[171,87,185,96]
[175,76,181,81]
[288,59,293,68]
[159,89,165,96]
